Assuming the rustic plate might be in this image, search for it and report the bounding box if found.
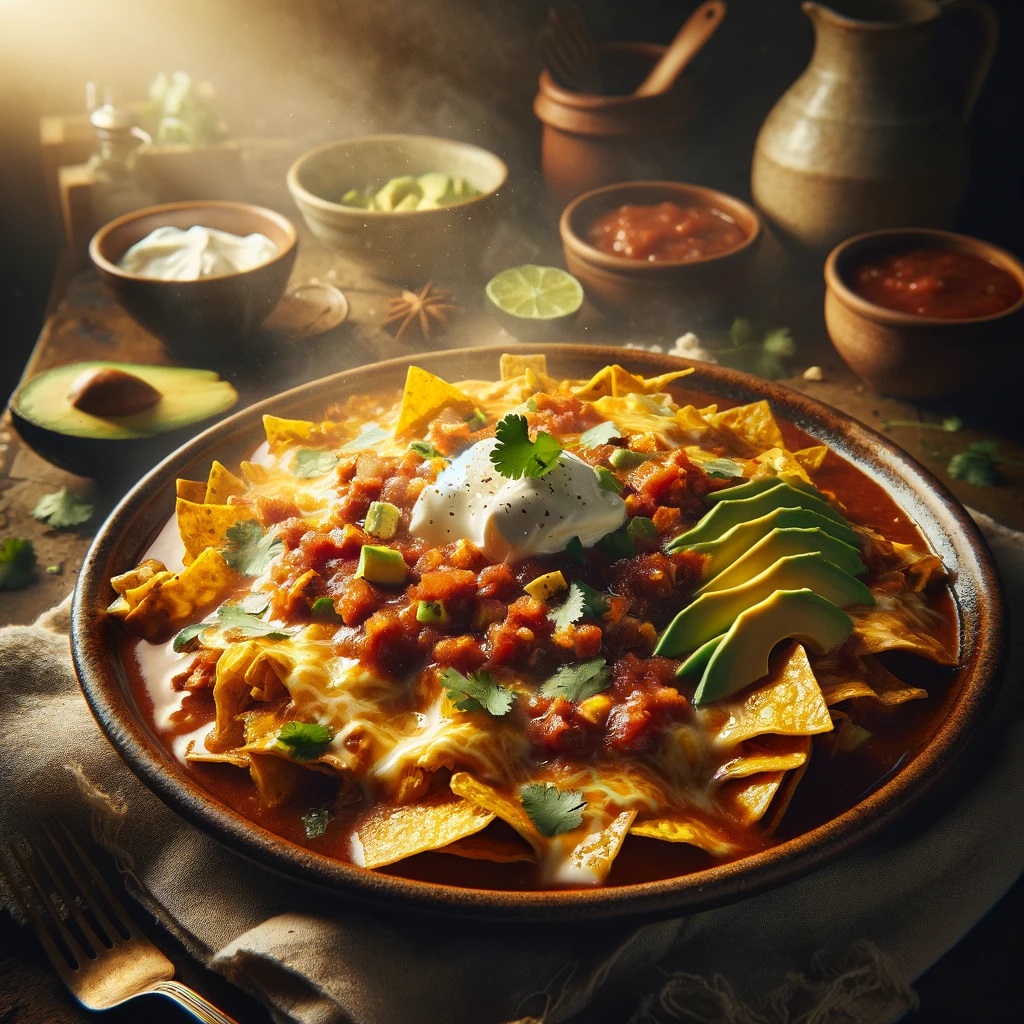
[71,345,1006,923]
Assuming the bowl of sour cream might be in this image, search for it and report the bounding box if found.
[89,200,298,360]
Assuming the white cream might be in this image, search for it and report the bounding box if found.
[409,437,626,562]
[118,224,278,280]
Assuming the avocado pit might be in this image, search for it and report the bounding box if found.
[68,367,163,417]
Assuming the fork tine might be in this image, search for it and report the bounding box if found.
[2,838,87,973]
[52,820,139,941]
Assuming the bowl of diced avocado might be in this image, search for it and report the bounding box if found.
[286,134,508,283]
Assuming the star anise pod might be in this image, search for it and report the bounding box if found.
[382,281,462,343]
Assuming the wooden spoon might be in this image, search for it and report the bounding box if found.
[634,0,727,98]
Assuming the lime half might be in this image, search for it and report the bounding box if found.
[486,265,584,336]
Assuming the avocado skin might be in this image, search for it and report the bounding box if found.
[10,361,238,481]
[655,551,873,658]
[696,526,865,595]
[670,481,851,548]
[692,589,854,705]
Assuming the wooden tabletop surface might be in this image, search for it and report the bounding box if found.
[2,155,1022,1022]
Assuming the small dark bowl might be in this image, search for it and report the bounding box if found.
[559,181,762,323]
[824,228,1024,399]
[89,201,298,362]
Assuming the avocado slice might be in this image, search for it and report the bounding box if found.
[692,589,854,705]
[676,633,725,680]
[656,552,873,658]
[705,473,817,505]
[10,361,238,479]
[684,507,862,581]
[695,527,866,595]
[669,482,852,549]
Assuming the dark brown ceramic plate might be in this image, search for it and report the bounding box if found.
[71,345,1005,923]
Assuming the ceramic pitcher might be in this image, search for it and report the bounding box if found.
[751,0,998,254]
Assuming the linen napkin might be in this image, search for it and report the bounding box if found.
[2,510,1022,1024]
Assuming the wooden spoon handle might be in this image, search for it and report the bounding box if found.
[634,0,727,98]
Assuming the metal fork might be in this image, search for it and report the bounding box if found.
[0,821,241,1024]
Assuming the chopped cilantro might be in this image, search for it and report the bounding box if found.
[276,721,333,761]
[221,520,283,576]
[172,622,207,652]
[410,440,447,460]
[541,657,610,703]
[594,465,623,494]
[310,596,338,618]
[217,602,297,639]
[466,408,488,431]
[946,442,1024,487]
[302,807,330,838]
[519,782,587,837]
[597,516,656,559]
[342,423,389,451]
[440,667,515,716]
[490,414,563,479]
[716,318,795,380]
[578,421,620,449]
[548,582,609,629]
[0,537,37,591]
[294,448,340,478]
[31,487,94,529]
[238,592,271,615]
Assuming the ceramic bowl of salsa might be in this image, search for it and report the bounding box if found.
[559,181,762,324]
[824,228,1024,399]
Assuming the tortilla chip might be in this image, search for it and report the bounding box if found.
[437,831,535,864]
[110,558,169,599]
[563,809,637,883]
[263,414,319,451]
[240,460,271,485]
[394,366,475,438]
[713,735,811,783]
[205,461,247,504]
[176,498,246,563]
[707,401,785,454]
[572,364,653,400]
[630,811,737,856]
[186,746,250,767]
[175,478,208,503]
[499,353,548,381]
[248,750,313,809]
[818,654,929,706]
[721,773,786,826]
[850,593,958,664]
[355,789,495,868]
[701,642,834,745]
[794,445,829,473]
[449,771,543,854]
[641,368,695,393]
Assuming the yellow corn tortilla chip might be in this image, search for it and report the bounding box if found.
[205,461,247,504]
[817,654,929,707]
[110,559,168,599]
[794,445,829,472]
[640,368,696,393]
[499,353,548,381]
[123,547,237,641]
[849,594,958,664]
[176,497,247,563]
[394,366,476,438]
[707,400,785,454]
[701,642,834,746]
[175,478,207,502]
[713,735,811,783]
[248,751,316,809]
[572,364,652,400]
[450,771,543,854]
[721,772,786,826]
[437,831,536,864]
[263,414,319,451]
[355,789,495,868]
[565,809,637,883]
[630,812,738,856]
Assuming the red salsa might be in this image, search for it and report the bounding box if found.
[851,247,1022,319]
[586,201,748,263]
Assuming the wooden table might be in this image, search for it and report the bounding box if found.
[2,171,1022,1022]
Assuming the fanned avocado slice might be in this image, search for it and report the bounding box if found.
[655,552,873,658]
[705,473,818,505]
[11,361,238,479]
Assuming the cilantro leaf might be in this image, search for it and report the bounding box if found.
[342,422,389,452]
[564,536,585,565]
[948,442,1011,487]
[594,466,623,494]
[440,667,515,716]
[0,537,37,591]
[578,421,620,450]
[275,721,332,761]
[490,414,563,479]
[519,782,587,837]
[541,657,610,703]
[31,488,94,529]
[302,807,330,838]
[719,318,795,380]
[548,582,609,629]
[216,602,297,639]
[172,622,207,653]
[221,520,283,576]
[410,440,446,460]
[294,448,340,478]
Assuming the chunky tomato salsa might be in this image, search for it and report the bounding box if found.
[110,355,957,889]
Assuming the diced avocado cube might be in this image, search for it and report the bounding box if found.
[524,570,568,602]
[417,172,452,203]
[355,545,407,585]
[394,193,422,211]
[416,599,450,626]
[609,448,652,469]
[374,176,421,211]
[365,501,400,540]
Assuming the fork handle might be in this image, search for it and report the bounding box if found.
[152,980,244,1024]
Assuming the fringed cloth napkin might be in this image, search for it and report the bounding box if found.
[2,510,1022,1024]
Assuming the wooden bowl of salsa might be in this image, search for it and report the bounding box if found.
[824,228,1024,399]
[559,181,762,324]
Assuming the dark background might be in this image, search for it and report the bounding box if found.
[2,0,1021,403]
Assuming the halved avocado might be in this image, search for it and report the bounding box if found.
[10,361,238,479]
[655,552,873,658]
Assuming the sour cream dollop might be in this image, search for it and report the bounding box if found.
[409,437,626,562]
[118,225,279,280]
